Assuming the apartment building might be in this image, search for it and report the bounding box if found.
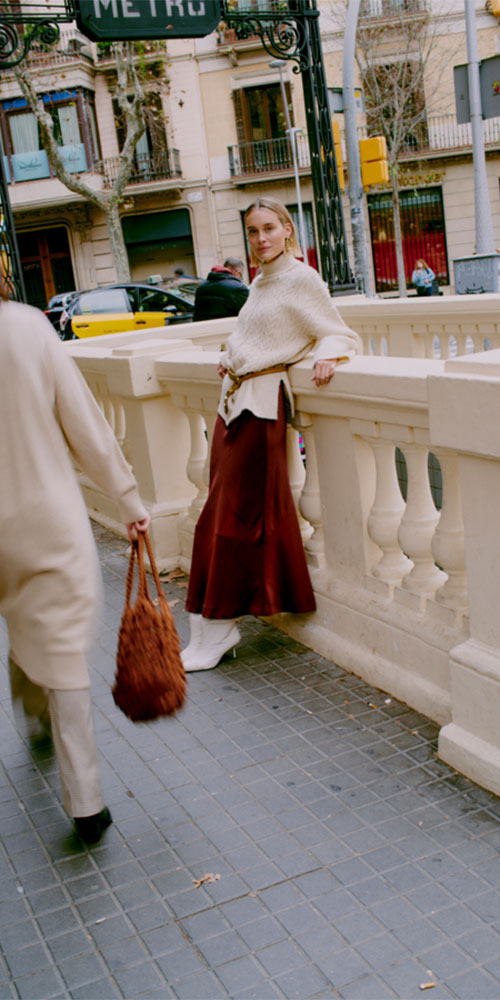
[2,0,500,307]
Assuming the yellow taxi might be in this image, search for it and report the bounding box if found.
[59,283,196,339]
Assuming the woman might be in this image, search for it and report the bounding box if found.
[0,284,150,844]
[182,197,362,672]
[412,259,435,296]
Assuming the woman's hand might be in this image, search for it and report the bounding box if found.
[217,363,228,378]
[126,515,151,542]
[311,359,338,386]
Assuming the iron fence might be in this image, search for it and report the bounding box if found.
[99,150,181,188]
[228,133,310,176]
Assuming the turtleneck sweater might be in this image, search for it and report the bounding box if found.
[218,254,362,424]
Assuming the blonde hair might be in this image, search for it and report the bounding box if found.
[415,258,430,269]
[244,197,301,266]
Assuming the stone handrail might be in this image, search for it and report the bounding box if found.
[68,296,500,797]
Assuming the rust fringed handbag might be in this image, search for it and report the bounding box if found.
[113,532,186,722]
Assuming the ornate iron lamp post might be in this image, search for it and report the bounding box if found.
[220,0,355,294]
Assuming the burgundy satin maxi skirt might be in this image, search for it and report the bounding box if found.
[185,389,316,619]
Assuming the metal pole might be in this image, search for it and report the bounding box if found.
[269,59,309,261]
[465,0,495,254]
[342,0,373,295]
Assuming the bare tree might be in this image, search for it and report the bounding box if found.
[13,43,151,282]
[334,1,457,296]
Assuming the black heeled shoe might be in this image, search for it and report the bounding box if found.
[74,807,112,845]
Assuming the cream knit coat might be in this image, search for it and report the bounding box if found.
[0,302,147,690]
[219,255,362,424]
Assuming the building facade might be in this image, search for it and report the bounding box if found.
[2,0,500,304]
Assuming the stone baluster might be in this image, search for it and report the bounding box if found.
[295,415,325,569]
[396,442,447,601]
[286,426,311,541]
[366,437,412,586]
[431,449,468,611]
[185,411,208,520]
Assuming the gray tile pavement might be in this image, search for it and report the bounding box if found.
[0,524,499,997]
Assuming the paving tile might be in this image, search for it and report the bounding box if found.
[445,968,500,998]
[338,974,397,999]
[2,528,500,1000]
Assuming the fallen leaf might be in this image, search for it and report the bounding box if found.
[163,569,185,581]
[419,984,436,991]
[167,599,180,608]
[176,581,189,589]
[192,873,221,888]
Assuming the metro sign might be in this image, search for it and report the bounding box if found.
[75,0,222,41]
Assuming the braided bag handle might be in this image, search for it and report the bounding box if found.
[113,531,186,722]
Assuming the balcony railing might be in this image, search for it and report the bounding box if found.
[355,114,500,159]
[359,0,429,19]
[24,29,93,67]
[96,40,167,62]
[99,150,181,188]
[228,134,310,177]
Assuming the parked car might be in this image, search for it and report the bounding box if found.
[59,282,197,339]
[44,290,78,331]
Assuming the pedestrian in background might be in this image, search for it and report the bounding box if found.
[181,197,362,673]
[412,259,435,296]
[0,280,150,845]
[193,257,249,321]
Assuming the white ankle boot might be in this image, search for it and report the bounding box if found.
[183,618,241,672]
[181,614,204,669]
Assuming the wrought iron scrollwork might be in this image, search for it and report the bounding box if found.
[220,9,312,72]
[0,18,62,69]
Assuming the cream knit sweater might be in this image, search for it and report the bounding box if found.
[218,254,362,424]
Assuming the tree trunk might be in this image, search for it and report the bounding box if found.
[107,201,131,282]
[391,172,407,298]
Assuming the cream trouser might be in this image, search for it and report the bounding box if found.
[9,658,104,819]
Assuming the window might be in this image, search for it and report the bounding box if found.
[368,186,449,293]
[75,289,132,315]
[2,89,95,180]
[233,83,293,172]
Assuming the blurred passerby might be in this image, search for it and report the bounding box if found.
[0,280,150,845]
[193,258,249,321]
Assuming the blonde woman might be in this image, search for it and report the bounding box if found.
[182,197,362,672]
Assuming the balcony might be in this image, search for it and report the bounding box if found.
[228,134,310,179]
[23,30,93,68]
[96,40,167,63]
[99,150,181,188]
[355,114,500,161]
[359,0,429,20]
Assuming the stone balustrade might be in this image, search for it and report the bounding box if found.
[68,296,500,797]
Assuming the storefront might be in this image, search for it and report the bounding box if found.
[122,208,195,282]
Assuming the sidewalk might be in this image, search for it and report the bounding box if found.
[1,524,500,999]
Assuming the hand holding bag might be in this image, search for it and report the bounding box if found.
[113,532,186,722]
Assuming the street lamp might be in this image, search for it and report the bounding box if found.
[269,59,309,263]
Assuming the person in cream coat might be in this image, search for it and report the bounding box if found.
[0,285,149,844]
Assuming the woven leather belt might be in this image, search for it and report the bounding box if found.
[223,363,288,414]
